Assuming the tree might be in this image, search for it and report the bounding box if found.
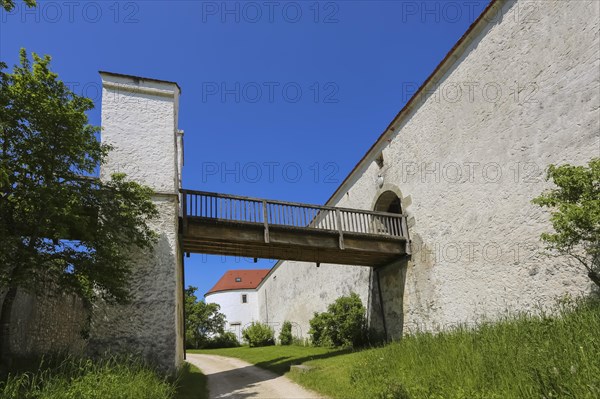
[0,50,158,359]
[533,158,600,288]
[184,286,226,349]
[1,0,36,12]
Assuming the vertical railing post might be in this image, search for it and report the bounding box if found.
[335,208,345,250]
[401,214,411,255]
[263,200,270,243]
[182,190,188,234]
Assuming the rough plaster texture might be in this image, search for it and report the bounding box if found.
[205,290,260,341]
[94,73,184,371]
[257,263,375,339]
[0,288,87,356]
[257,0,600,339]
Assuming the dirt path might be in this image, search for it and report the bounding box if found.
[186,353,327,399]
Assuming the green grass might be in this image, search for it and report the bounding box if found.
[0,356,177,399]
[195,299,600,399]
[189,345,344,375]
[0,356,208,399]
[175,363,208,399]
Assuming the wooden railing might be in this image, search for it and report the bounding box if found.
[181,190,409,246]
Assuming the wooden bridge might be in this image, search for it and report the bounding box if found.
[180,190,411,267]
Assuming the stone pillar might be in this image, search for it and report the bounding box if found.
[94,72,184,371]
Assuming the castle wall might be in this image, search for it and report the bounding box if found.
[94,73,184,371]
[0,288,88,357]
[258,0,600,339]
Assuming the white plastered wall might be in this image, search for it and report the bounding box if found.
[96,72,184,371]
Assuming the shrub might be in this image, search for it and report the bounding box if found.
[242,322,275,347]
[204,331,240,349]
[279,321,293,345]
[309,311,333,347]
[309,292,366,348]
[291,336,310,346]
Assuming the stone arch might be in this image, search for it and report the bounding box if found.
[370,184,405,214]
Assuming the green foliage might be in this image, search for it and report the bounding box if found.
[533,158,600,287]
[308,312,333,347]
[242,322,275,347]
[1,0,36,12]
[0,356,176,399]
[0,50,158,308]
[184,286,226,349]
[202,331,240,349]
[278,321,293,345]
[309,293,366,348]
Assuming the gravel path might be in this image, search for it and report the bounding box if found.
[186,353,327,399]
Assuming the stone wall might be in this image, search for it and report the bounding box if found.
[0,288,88,357]
[257,0,600,339]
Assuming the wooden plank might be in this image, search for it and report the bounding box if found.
[182,240,398,267]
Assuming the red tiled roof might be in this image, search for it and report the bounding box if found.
[205,269,270,296]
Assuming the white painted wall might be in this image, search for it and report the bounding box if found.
[96,72,184,371]
[206,290,260,341]
[258,0,600,339]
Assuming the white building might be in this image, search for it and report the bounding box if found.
[205,269,270,341]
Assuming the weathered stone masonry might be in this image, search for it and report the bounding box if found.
[257,0,600,340]
[0,288,88,357]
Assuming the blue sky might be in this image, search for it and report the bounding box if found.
[1,0,490,299]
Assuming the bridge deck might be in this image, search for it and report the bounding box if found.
[180,190,410,267]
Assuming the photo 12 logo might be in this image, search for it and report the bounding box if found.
[200,1,340,24]
[200,161,340,184]
[201,81,340,104]
[399,1,540,24]
[399,161,545,185]
[1,1,140,24]
[401,81,539,105]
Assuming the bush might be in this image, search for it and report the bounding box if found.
[279,321,293,345]
[309,292,366,348]
[242,322,275,347]
[203,331,240,349]
[291,336,310,346]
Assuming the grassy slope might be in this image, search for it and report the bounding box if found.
[0,357,177,399]
[193,301,600,399]
[175,363,208,399]
[0,357,208,399]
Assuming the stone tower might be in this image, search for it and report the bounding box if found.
[95,72,184,371]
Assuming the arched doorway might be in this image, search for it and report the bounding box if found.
[374,190,402,214]
[369,190,406,342]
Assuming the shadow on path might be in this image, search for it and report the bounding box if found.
[186,353,328,399]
